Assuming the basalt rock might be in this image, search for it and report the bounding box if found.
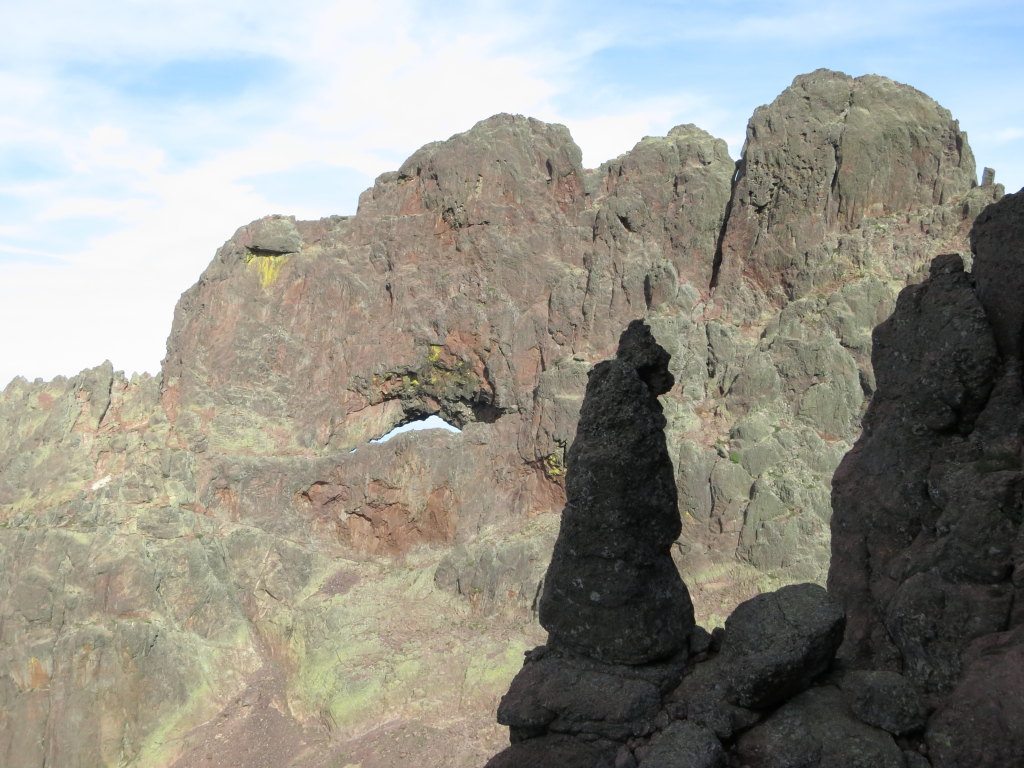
[829,190,1024,764]
[538,321,694,664]
[491,191,1024,763]
[489,324,865,767]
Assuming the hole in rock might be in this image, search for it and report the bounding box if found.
[370,414,461,444]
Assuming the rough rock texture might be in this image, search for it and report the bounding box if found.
[489,324,878,767]
[717,583,844,708]
[732,685,905,768]
[488,192,1024,765]
[714,68,978,319]
[0,69,1010,766]
[636,720,724,768]
[539,321,694,664]
[829,190,1024,766]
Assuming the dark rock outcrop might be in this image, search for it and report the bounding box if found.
[489,325,866,767]
[717,583,844,709]
[538,321,694,664]
[491,190,1024,764]
[830,190,1024,766]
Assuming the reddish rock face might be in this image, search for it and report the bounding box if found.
[0,72,1008,767]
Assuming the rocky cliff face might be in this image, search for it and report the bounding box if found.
[487,193,1024,767]
[0,69,1008,766]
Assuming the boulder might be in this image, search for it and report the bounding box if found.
[635,720,725,768]
[496,649,662,742]
[837,669,926,736]
[719,583,845,709]
[733,686,904,768]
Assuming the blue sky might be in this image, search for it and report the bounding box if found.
[2,0,1022,387]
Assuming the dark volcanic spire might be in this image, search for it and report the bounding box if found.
[538,320,695,664]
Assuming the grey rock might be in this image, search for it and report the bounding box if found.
[719,583,845,709]
[925,626,1024,768]
[665,658,760,740]
[827,191,1024,765]
[635,720,724,768]
[497,650,662,741]
[715,68,976,319]
[485,733,620,768]
[242,215,303,254]
[829,249,1002,674]
[837,669,926,736]
[734,685,904,768]
[971,191,1024,358]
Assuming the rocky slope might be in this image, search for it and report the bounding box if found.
[0,69,1007,766]
[488,193,1024,767]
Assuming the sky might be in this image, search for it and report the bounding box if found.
[1,0,1022,388]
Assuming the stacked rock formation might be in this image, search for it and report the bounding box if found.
[488,322,857,767]
[0,69,1011,766]
[538,320,695,664]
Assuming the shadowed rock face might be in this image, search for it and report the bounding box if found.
[539,320,695,664]
[830,190,1024,765]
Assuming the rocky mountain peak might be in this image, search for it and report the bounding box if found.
[0,70,1012,766]
[714,68,980,318]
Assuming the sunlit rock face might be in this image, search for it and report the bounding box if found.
[0,69,1009,767]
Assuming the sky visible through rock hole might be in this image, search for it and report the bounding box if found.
[1,0,1022,387]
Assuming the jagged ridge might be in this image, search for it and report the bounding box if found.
[0,69,1009,767]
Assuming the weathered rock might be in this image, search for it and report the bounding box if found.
[484,733,620,768]
[719,583,845,708]
[925,625,1024,768]
[733,686,904,768]
[971,190,1024,358]
[496,649,664,742]
[836,669,926,736]
[714,68,977,318]
[0,71,1009,767]
[635,720,724,768]
[238,214,303,254]
[828,191,1024,764]
[829,250,1002,676]
[664,658,760,740]
[539,321,695,665]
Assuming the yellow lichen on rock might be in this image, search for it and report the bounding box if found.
[244,252,290,288]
